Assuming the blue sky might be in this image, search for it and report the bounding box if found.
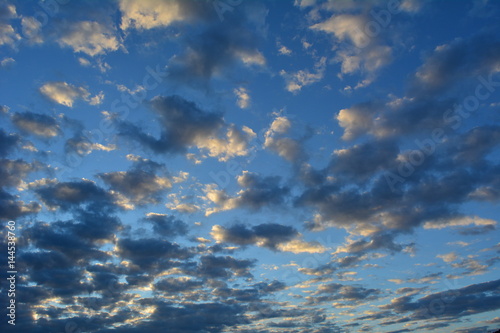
[1,0,500,332]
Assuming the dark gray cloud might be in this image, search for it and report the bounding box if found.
[196,254,256,279]
[0,188,41,220]
[306,283,381,306]
[409,34,500,98]
[143,213,188,238]
[118,95,223,154]
[0,129,20,157]
[381,278,500,321]
[212,222,299,250]
[206,172,290,214]
[117,237,192,270]
[329,139,399,181]
[97,156,173,206]
[34,179,114,211]
[337,33,500,140]
[154,277,204,294]
[166,3,266,88]
[11,111,61,137]
[0,158,40,188]
[98,170,171,206]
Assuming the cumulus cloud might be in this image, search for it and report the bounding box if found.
[309,6,394,87]
[39,81,102,107]
[21,16,43,44]
[381,278,500,321]
[143,213,188,238]
[0,2,20,47]
[57,20,120,56]
[410,34,500,98]
[263,115,309,163]
[65,133,116,156]
[0,129,20,157]
[118,95,255,161]
[165,3,267,88]
[204,171,290,215]
[280,57,326,93]
[33,179,114,211]
[98,158,172,208]
[0,56,15,68]
[336,34,500,141]
[234,87,251,108]
[11,111,61,137]
[119,0,211,30]
[211,222,326,253]
[423,216,497,230]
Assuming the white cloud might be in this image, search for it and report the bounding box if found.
[234,87,251,109]
[0,3,19,47]
[195,125,256,162]
[277,239,327,254]
[424,216,497,230]
[281,57,327,93]
[21,17,43,44]
[336,103,377,140]
[89,91,105,105]
[311,14,369,48]
[309,5,396,87]
[277,42,292,56]
[0,57,15,68]
[57,21,120,56]
[39,81,102,107]
[78,57,91,67]
[119,0,186,30]
[437,252,458,263]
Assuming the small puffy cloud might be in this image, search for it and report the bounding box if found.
[165,193,200,213]
[277,41,292,56]
[280,57,326,93]
[336,101,378,140]
[310,14,368,49]
[437,252,458,263]
[309,6,395,87]
[21,16,43,44]
[0,2,20,47]
[196,125,256,162]
[11,111,60,137]
[277,239,326,254]
[264,116,307,162]
[39,81,102,107]
[234,87,251,109]
[0,57,15,68]
[39,82,89,107]
[268,116,291,134]
[78,57,91,67]
[89,91,105,105]
[119,0,207,30]
[65,133,116,156]
[57,21,120,57]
